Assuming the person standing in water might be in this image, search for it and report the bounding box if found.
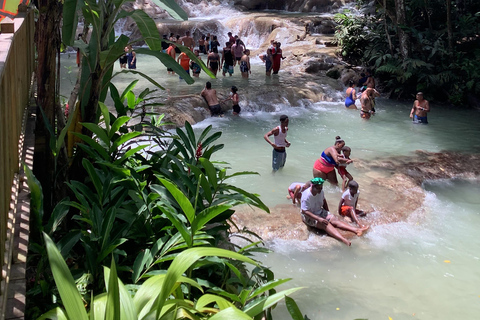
[239,49,251,78]
[232,39,245,68]
[272,42,285,74]
[301,178,368,246]
[126,45,136,69]
[181,30,194,51]
[166,43,176,75]
[190,49,202,78]
[264,115,290,171]
[410,92,430,124]
[201,81,223,116]
[221,41,234,77]
[176,51,190,79]
[345,80,357,109]
[360,88,379,119]
[119,46,128,69]
[207,48,220,77]
[222,86,240,115]
[259,48,274,76]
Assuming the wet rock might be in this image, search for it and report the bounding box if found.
[326,66,341,79]
[304,59,335,73]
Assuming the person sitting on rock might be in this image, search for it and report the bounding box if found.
[338,180,366,227]
[301,177,368,246]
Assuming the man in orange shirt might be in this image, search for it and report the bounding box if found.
[177,51,191,79]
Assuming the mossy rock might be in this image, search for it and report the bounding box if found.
[326,67,341,79]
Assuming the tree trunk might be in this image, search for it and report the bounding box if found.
[34,0,62,216]
[446,0,453,53]
[395,0,410,60]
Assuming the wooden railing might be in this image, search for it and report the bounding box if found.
[0,9,35,292]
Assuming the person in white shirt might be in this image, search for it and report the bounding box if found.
[301,178,368,246]
[264,115,290,171]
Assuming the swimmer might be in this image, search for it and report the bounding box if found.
[190,49,202,77]
[301,178,369,246]
[221,41,234,77]
[360,88,380,119]
[337,146,354,191]
[287,181,311,204]
[313,136,351,185]
[338,180,367,228]
[222,86,241,115]
[240,49,251,78]
[345,80,357,109]
[207,47,220,76]
[410,92,430,124]
[260,48,274,76]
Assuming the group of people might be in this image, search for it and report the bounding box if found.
[200,82,240,116]
[264,116,369,246]
[121,30,289,79]
[259,40,286,75]
[119,45,136,70]
[345,70,431,123]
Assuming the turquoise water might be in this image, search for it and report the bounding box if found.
[61,54,480,319]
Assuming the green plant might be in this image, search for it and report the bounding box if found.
[39,232,303,319]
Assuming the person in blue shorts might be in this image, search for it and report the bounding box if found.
[410,92,430,124]
[264,115,290,171]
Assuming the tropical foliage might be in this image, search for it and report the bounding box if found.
[335,0,480,104]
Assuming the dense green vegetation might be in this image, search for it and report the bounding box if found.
[335,0,480,105]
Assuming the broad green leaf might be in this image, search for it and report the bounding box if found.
[82,159,103,198]
[184,121,196,150]
[175,126,194,156]
[209,306,253,320]
[249,278,292,300]
[99,34,129,69]
[43,232,88,320]
[130,10,162,51]
[225,171,260,180]
[110,116,131,139]
[23,164,44,229]
[104,267,137,319]
[98,102,111,133]
[158,178,195,224]
[37,307,69,320]
[114,144,148,165]
[152,247,259,318]
[105,257,120,320]
[285,296,304,320]
[195,294,234,312]
[198,158,218,189]
[62,0,81,46]
[158,203,192,247]
[112,132,142,150]
[191,204,232,235]
[243,287,303,317]
[110,69,165,90]
[80,122,110,146]
[73,133,110,160]
[120,80,139,101]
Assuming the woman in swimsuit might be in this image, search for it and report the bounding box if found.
[240,49,251,78]
[313,136,351,185]
[207,48,220,76]
[345,80,357,109]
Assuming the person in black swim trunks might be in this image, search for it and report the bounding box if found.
[201,81,223,116]
[240,49,251,78]
[207,48,220,77]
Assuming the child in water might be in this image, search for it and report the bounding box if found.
[222,86,241,115]
[337,146,354,191]
[287,181,311,205]
[338,180,366,227]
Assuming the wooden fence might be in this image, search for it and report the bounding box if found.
[0,9,35,290]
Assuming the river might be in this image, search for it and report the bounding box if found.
[59,1,480,318]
